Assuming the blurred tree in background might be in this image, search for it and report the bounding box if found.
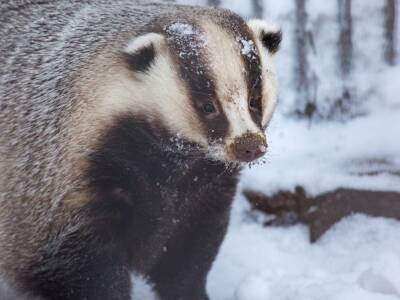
[384,0,397,65]
[335,0,354,119]
[294,0,311,118]
[207,0,220,7]
[252,0,264,19]
[338,0,353,78]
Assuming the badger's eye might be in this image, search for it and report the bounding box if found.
[202,102,216,114]
[249,98,261,112]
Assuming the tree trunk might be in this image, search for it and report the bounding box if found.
[294,0,315,118]
[252,0,264,19]
[384,0,397,65]
[207,0,221,7]
[335,0,354,118]
[338,0,353,77]
[244,187,400,243]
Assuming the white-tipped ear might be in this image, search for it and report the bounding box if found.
[248,20,282,54]
[123,33,165,73]
[124,33,164,54]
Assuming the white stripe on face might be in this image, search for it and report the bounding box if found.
[200,22,262,141]
[257,44,279,127]
[222,89,261,138]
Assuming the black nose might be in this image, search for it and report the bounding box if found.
[231,134,267,162]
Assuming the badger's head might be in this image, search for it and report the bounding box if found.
[97,10,281,165]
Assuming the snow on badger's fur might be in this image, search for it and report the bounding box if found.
[0,1,281,299]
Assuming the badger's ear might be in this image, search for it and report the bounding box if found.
[123,33,165,73]
[247,20,282,54]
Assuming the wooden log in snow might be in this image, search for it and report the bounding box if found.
[244,187,400,242]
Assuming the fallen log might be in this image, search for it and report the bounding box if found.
[243,187,400,242]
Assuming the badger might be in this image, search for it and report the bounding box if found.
[0,1,281,299]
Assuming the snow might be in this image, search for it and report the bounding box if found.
[208,205,400,300]
[131,274,160,300]
[166,22,196,36]
[165,21,208,67]
[238,38,258,59]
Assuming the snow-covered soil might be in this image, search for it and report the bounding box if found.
[209,202,400,300]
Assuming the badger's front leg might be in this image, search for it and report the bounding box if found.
[149,201,231,300]
[22,220,132,300]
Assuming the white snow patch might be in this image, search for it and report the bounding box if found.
[131,273,159,300]
[167,22,196,36]
[358,268,400,297]
[165,21,208,60]
[208,207,400,300]
[239,39,256,57]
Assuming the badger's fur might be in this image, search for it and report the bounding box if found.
[0,1,281,299]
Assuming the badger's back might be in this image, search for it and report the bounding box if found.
[0,0,177,285]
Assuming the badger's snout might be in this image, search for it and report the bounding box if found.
[229,133,267,162]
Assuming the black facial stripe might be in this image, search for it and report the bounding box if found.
[214,12,264,129]
[239,31,264,129]
[246,54,264,128]
[164,21,229,141]
[123,43,156,73]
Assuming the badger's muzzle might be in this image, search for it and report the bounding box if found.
[229,133,267,162]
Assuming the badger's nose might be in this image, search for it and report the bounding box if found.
[230,134,267,162]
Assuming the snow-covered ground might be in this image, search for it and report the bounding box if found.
[209,205,400,300]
